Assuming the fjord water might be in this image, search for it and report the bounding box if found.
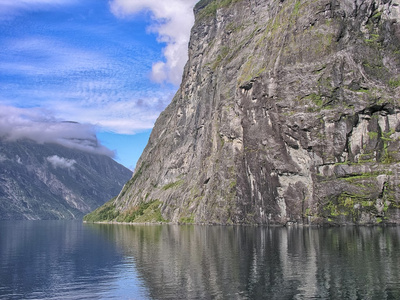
[0,222,399,300]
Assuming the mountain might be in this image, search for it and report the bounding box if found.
[85,0,400,225]
[0,139,132,220]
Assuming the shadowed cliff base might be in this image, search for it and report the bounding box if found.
[85,0,400,225]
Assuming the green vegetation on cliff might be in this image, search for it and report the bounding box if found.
[85,0,400,226]
[84,199,168,223]
[195,0,244,20]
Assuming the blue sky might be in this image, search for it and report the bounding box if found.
[0,0,197,170]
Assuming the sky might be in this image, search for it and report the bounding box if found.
[0,0,198,170]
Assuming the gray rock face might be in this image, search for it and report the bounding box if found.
[0,139,132,220]
[88,0,400,225]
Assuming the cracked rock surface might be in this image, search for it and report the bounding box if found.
[87,0,400,225]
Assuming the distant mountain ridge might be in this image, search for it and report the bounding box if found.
[0,138,132,220]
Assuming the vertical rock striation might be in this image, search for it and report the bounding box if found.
[86,0,400,225]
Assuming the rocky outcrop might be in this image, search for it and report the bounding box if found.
[0,139,132,220]
[86,0,400,225]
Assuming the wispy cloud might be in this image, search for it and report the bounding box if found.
[0,79,175,134]
[110,0,198,85]
[47,155,76,170]
[0,105,114,156]
[0,36,108,76]
[0,33,175,134]
[0,0,77,19]
[51,93,174,134]
[0,0,197,138]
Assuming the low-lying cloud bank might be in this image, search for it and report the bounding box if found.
[0,105,114,157]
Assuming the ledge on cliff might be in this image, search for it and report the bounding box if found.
[85,0,400,226]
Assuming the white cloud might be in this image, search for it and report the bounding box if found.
[0,105,114,156]
[109,0,198,85]
[0,36,175,134]
[0,0,192,135]
[1,37,107,76]
[46,155,76,170]
[52,91,174,134]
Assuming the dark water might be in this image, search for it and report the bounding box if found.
[0,222,399,300]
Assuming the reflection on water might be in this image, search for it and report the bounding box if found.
[1,221,400,299]
[0,221,149,300]
[90,224,400,300]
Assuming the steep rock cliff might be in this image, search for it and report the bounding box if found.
[86,0,400,225]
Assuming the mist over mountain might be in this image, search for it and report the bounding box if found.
[0,137,132,220]
[0,105,114,156]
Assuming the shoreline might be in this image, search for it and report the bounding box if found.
[82,220,400,227]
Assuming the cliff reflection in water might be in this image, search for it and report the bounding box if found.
[90,224,400,299]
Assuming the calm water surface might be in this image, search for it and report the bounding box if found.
[0,221,399,299]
